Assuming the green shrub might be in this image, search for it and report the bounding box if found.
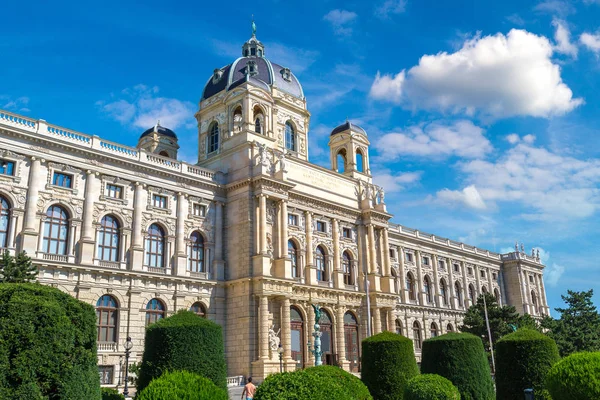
[420,332,494,400]
[495,328,560,400]
[101,387,125,400]
[545,352,600,400]
[136,370,227,400]
[361,331,419,400]
[0,283,101,400]
[137,310,227,392]
[404,374,460,400]
[255,366,372,400]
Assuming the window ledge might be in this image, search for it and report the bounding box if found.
[46,184,78,195]
[99,195,128,206]
[0,173,20,184]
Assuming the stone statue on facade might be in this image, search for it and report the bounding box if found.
[268,324,280,352]
[279,151,288,173]
[378,186,386,204]
[256,142,269,167]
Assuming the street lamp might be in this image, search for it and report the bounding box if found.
[278,343,284,373]
[123,336,133,397]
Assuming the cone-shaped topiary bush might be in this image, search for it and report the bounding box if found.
[0,283,101,400]
[545,352,600,400]
[495,328,560,400]
[420,332,494,400]
[136,370,228,400]
[404,374,460,400]
[254,365,373,400]
[361,331,419,400]
[137,310,227,392]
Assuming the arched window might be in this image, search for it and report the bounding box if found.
[146,298,165,326]
[337,150,346,173]
[97,215,120,262]
[208,122,219,153]
[455,281,463,306]
[188,231,205,273]
[342,251,353,285]
[145,224,165,268]
[290,306,305,369]
[254,118,262,134]
[190,302,207,318]
[356,149,364,173]
[0,196,10,249]
[253,106,264,134]
[430,322,438,338]
[344,311,360,372]
[43,205,69,255]
[440,279,448,306]
[413,321,422,350]
[482,286,488,294]
[531,291,538,315]
[407,273,416,301]
[96,295,118,343]
[395,319,403,335]
[285,121,296,151]
[447,323,454,332]
[319,309,333,364]
[315,246,327,282]
[494,288,501,304]
[469,284,476,304]
[424,276,432,303]
[289,240,299,278]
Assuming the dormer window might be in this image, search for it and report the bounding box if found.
[247,61,257,76]
[212,68,223,83]
[281,68,291,82]
[251,48,256,56]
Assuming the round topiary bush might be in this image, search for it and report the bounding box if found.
[101,387,125,400]
[0,283,101,400]
[254,366,372,400]
[495,328,560,400]
[361,331,419,400]
[404,374,460,400]
[545,352,600,400]
[137,310,227,392]
[136,370,228,400]
[420,332,494,400]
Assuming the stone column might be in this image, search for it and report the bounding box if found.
[279,200,288,259]
[387,309,395,332]
[67,224,76,256]
[475,265,482,297]
[537,274,549,315]
[213,201,224,280]
[281,298,292,366]
[448,257,455,309]
[398,246,406,303]
[524,269,533,314]
[23,157,41,232]
[259,195,267,254]
[259,296,269,360]
[332,219,340,287]
[416,250,424,305]
[6,213,17,249]
[131,182,145,270]
[305,211,314,284]
[81,170,96,240]
[336,306,346,364]
[432,254,440,307]
[367,225,377,274]
[373,308,381,334]
[382,228,391,276]
[174,193,187,275]
[461,261,469,308]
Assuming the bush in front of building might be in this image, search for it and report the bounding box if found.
[403,374,460,400]
[254,366,372,400]
[420,332,494,400]
[495,328,560,400]
[0,283,101,400]
[101,387,125,400]
[545,352,600,400]
[137,310,227,392]
[361,331,419,400]
[136,370,228,400]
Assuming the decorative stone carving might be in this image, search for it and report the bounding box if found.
[268,324,280,352]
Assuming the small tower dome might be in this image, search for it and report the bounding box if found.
[137,121,180,159]
[328,120,371,180]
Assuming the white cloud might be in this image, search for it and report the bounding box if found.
[97,85,195,131]
[373,170,422,193]
[436,185,487,210]
[1,96,30,112]
[323,9,358,36]
[523,134,536,144]
[506,134,520,144]
[370,29,583,119]
[375,0,407,19]
[534,0,575,16]
[505,14,526,26]
[552,19,578,58]
[580,32,600,55]
[374,120,492,160]
[531,247,565,287]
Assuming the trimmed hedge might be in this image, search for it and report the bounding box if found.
[545,352,600,400]
[255,366,373,400]
[404,374,460,400]
[136,370,228,400]
[420,332,494,400]
[101,387,125,400]
[0,283,101,400]
[361,331,419,400]
[495,328,560,400]
[137,310,227,392]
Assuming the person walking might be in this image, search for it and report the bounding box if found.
[241,376,256,400]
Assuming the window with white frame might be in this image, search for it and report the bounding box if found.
[152,194,167,209]
[193,203,206,217]
[0,159,15,176]
[342,227,352,239]
[105,184,123,199]
[422,256,430,266]
[98,365,114,385]
[52,172,73,188]
[288,214,298,226]
[316,221,326,233]
[405,252,414,263]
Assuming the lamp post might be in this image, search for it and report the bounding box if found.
[307,304,323,366]
[123,336,133,397]
[278,343,284,373]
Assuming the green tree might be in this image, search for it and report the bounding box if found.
[0,250,38,283]
[542,289,600,356]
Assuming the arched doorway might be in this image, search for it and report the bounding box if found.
[290,306,305,370]
[344,311,360,372]
[319,309,334,365]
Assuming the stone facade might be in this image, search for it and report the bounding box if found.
[0,31,548,388]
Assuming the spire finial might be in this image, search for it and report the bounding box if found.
[251,15,256,37]
[154,120,160,132]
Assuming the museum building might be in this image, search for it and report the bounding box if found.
[0,29,549,387]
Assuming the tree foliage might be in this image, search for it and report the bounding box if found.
[404,375,460,400]
[136,370,228,400]
[545,352,600,400]
[541,289,600,357]
[0,250,38,283]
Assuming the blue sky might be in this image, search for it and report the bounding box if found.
[1,0,599,313]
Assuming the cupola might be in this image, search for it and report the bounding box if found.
[328,120,371,180]
[137,121,180,159]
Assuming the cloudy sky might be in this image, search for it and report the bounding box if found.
[1,0,599,312]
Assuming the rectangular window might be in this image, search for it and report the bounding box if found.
[105,184,123,199]
[316,221,326,233]
[492,272,497,280]
[193,204,206,217]
[422,257,429,266]
[468,267,473,276]
[438,260,445,270]
[288,214,298,226]
[52,172,73,188]
[389,249,396,259]
[405,252,413,262]
[0,160,15,176]
[454,263,460,273]
[342,227,352,238]
[480,270,486,278]
[152,194,167,209]
[98,365,114,385]
[529,275,534,283]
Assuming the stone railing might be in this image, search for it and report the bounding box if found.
[0,109,217,184]
[42,253,68,262]
[98,342,119,352]
[227,375,245,387]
